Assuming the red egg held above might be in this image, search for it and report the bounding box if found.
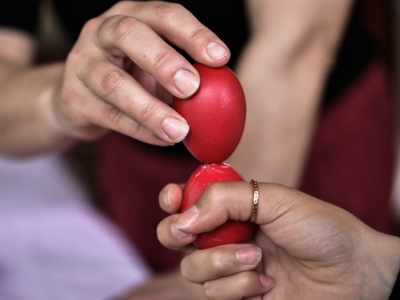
[173,63,246,163]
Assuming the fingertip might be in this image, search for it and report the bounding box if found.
[259,274,275,290]
[206,42,230,64]
[175,205,199,229]
[236,246,262,265]
[162,117,190,143]
[171,221,194,239]
[157,214,196,250]
[172,68,200,98]
[159,186,172,212]
[159,183,183,213]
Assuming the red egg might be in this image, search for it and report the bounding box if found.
[173,63,246,163]
[181,163,254,249]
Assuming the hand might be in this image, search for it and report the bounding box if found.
[118,269,206,300]
[157,182,400,299]
[52,1,230,145]
[0,1,230,156]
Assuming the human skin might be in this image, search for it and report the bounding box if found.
[227,0,354,188]
[158,182,400,299]
[0,1,230,157]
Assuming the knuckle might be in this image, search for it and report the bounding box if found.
[203,281,217,300]
[105,106,124,127]
[111,16,142,41]
[112,0,133,11]
[99,69,124,97]
[186,26,210,42]
[152,50,176,73]
[66,45,86,66]
[128,122,149,141]
[204,183,224,204]
[59,84,79,114]
[238,272,257,290]
[153,2,185,19]
[209,251,225,274]
[241,273,253,286]
[136,100,158,124]
[81,17,103,36]
[180,257,191,280]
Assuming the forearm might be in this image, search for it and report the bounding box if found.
[360,229,400,299]
[0,62,76,157]
[227,0,354,187]
[0,28,78,157]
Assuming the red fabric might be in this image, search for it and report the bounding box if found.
[299,60,396,234]
[97,60,396,273]
[97,137,200,272]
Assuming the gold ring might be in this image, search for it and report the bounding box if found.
[250,180,258,222]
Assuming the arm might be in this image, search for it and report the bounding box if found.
[227,0,354,187]
[0,1,230,157]
[0,28,70,155]
[158,182,400,299]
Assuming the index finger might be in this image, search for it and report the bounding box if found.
[105,1,230,66]
[99,1,230,98]
[173,182,313,234]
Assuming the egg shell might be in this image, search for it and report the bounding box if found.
[173,63,246,163]
[181,163,254,249]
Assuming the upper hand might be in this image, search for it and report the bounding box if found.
[53,1,230,144]
[157,182,400,299]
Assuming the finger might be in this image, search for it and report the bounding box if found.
[129,66,172,104]
[97,1,230,98]
[96,13,201,99]
[159,183,184,214]
[181,244,261,283]
[157,214,197,251]
[75,55,189,144]
[173,181,254,234]
[130,1,230,66]
[173,181,312,234]
[63,66,174,145]
[203,271,274,300]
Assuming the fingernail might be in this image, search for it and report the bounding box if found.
[172,222,192,239]
[161,189,171,209]
[173,69,199,97]
[259,274,275,289]
[236,246,262,265]
[206,42,229,61]
[163,117,189,143]
[175,206,199,229]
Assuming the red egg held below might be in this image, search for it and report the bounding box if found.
[173,63,246,163]
[181,163,254,249]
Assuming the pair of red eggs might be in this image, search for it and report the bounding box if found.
[173,63,254,249]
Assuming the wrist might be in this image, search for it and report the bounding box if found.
[360,228,400,299]
[38,63,77,151]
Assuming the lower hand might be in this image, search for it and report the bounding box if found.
[157,182,400,299]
